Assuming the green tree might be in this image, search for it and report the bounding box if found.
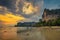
[56,18,60,26]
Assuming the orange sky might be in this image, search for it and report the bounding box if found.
[0,12,25,26]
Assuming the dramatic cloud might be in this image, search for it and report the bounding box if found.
[0,6,25,26]
[22,2,38,15]
[15,0,21,12]
[0,13,25,25]
[0,0,44,26]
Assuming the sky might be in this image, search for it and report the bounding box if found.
[0,0,60,26]
[0,0,43,26]
[44,0,60,9]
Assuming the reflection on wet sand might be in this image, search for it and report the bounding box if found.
[0,27,43,40]
[0,27,60,40]
[0,27,18,40]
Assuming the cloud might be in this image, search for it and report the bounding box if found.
[0,0,16,9]
[15,0,21,12]
[22,2,38,15]
[0,0,44,24]
[0,13,25,24]
[0,0,43,17]
[0,6,25,26]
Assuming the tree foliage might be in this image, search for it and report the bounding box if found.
[34,18,60,27]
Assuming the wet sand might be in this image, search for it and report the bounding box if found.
[0,27,17,40]
[0,27,60,40]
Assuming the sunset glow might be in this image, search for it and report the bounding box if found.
[0,12,25,25]
[22,2,38,14]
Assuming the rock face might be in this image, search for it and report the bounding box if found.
[42,9,60,21]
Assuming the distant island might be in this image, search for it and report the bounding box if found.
[15,22,36,27]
